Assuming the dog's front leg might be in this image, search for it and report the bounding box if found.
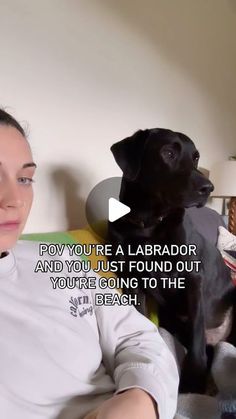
[179,274,208,394]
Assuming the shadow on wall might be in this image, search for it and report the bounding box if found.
[51,166,87,230]
[99,0,236,136]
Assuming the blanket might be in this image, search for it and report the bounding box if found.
[159,329,236,419]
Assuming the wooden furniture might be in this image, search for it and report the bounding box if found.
[210,161,236,235]
[228,197,236,235]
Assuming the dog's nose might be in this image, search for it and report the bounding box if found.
[198,182,214,195]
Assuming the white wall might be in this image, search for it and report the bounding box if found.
[0,0,235,232]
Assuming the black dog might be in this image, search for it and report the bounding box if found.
[108,128,236,393]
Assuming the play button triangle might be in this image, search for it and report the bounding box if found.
[108,198,131,222]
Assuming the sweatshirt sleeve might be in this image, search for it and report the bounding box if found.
[89,272,179,419]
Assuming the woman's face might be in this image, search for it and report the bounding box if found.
[0,125,36,253]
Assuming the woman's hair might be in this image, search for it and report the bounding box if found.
[0,109,26,137]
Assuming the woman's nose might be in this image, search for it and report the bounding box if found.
[0,182,24,209]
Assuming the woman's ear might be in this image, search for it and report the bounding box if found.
[110,129,150,181]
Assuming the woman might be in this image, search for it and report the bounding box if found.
[0,109,178,419]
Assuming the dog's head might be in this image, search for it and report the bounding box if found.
[111,128,214,209]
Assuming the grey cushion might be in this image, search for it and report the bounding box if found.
[185,207,225,245]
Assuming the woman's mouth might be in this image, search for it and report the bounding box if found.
[0,221,21,231]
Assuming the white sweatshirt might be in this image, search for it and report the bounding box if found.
[0,240,178,419]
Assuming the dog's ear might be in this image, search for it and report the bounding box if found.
[110,129,150,180]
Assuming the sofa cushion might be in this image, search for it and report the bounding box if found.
[185,207,225,245]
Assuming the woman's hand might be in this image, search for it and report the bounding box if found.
[83,388,159,419]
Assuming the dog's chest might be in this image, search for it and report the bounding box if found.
[205,308,233,346]
[176,307,232,346]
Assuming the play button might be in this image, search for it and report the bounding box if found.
[85,177,130,240]
[108,198,130,222]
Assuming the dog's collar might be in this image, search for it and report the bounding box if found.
[125,214,165,229]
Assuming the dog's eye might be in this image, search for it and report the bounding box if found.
[193,152,200,164]
[167,151,175,159]
[160,144,180,166]
[161,149,176,161]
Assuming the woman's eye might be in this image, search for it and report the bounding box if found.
[18,177,34,185]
